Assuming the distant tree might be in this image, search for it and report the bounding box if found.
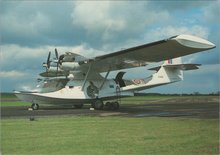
[193,92,200,96]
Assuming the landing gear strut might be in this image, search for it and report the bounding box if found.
[31,103,39,110]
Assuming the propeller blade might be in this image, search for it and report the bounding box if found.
[56,62,59,76]
[47,52,51,69]
[58,55,65,65]
[55,48,58,59]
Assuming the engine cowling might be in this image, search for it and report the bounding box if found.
[47,66,61,73]
[60,62,80,71]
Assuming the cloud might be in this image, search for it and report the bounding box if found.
[72,1,126,33]
[71,1,170,41]
[149,1,208,11]
[1,44,48,71]
[0,1,219,92]
[1,2,50,46]
[144,25,209,41]
[0,1,78,47]
[0,70,26,78]
[0,44,103,72]
[203,1,220,22]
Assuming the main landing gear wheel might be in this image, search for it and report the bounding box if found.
[74,104,83,109]
[31,103,39,110]
[105,101,119,110]
[92,100,104,110]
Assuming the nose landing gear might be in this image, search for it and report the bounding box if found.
[31,103,39,110]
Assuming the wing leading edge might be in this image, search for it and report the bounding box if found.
[87,34,215,72]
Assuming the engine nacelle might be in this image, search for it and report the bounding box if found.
[47,67,61,73]
[61,62,80,71]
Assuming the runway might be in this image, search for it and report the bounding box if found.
[1,97,219,119]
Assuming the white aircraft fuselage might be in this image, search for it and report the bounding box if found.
[15,79,132,106]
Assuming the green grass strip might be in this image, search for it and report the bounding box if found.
[1,116,219,155]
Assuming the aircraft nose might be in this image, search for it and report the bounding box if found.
[173,34,216,49]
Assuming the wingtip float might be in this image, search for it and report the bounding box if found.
[172,34,216,49]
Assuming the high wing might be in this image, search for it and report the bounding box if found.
[84,34,215,72]
[40,34,215,77]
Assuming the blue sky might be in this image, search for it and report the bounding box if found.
[0,1,219,93]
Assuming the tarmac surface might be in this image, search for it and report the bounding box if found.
[1,97,219,119]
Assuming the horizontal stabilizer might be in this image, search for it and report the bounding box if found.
[149,64,201,71]
[164,64,201,70]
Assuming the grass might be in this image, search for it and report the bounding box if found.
[121,96,174,104]
[0,93,17,99]
[1,95,219,154]
[1,116,219,155]
[121,95,219,105]
[1,101,31,107]
[1,93,218,107]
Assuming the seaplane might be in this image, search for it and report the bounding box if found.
[14,34,216,110]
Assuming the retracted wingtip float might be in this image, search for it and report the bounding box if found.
[173,34,216,49]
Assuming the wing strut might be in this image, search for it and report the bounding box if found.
[81,63,93,91]
[99,68,111,90]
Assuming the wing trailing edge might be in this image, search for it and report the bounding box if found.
[149,64,201,71]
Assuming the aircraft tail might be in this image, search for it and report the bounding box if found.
[151,57,184,85]
[150,57,201,82]
[149,57,201,72]
[121,57,201,92]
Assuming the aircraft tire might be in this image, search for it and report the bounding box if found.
[31,103,39,110]
[74,104,83,109]
[92,100,104,110]
[113,102,119,110]
[105,102,111,109]
[105,102,119,110]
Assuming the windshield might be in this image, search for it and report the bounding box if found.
[37,79,68,93]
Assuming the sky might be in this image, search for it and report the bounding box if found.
[0,1,219,93]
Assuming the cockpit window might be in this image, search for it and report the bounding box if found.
[39,79,68,93]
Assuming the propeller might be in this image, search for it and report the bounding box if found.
[47,51,51,69]
[54,48,65,76]
[55,49,59,75]
[55,48,58,60]
[43,51,51,72]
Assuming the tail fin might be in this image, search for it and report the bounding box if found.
[122,57,200,92]
[149,57,201,84]
[159,57,184,82]
[163,57,182,65]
